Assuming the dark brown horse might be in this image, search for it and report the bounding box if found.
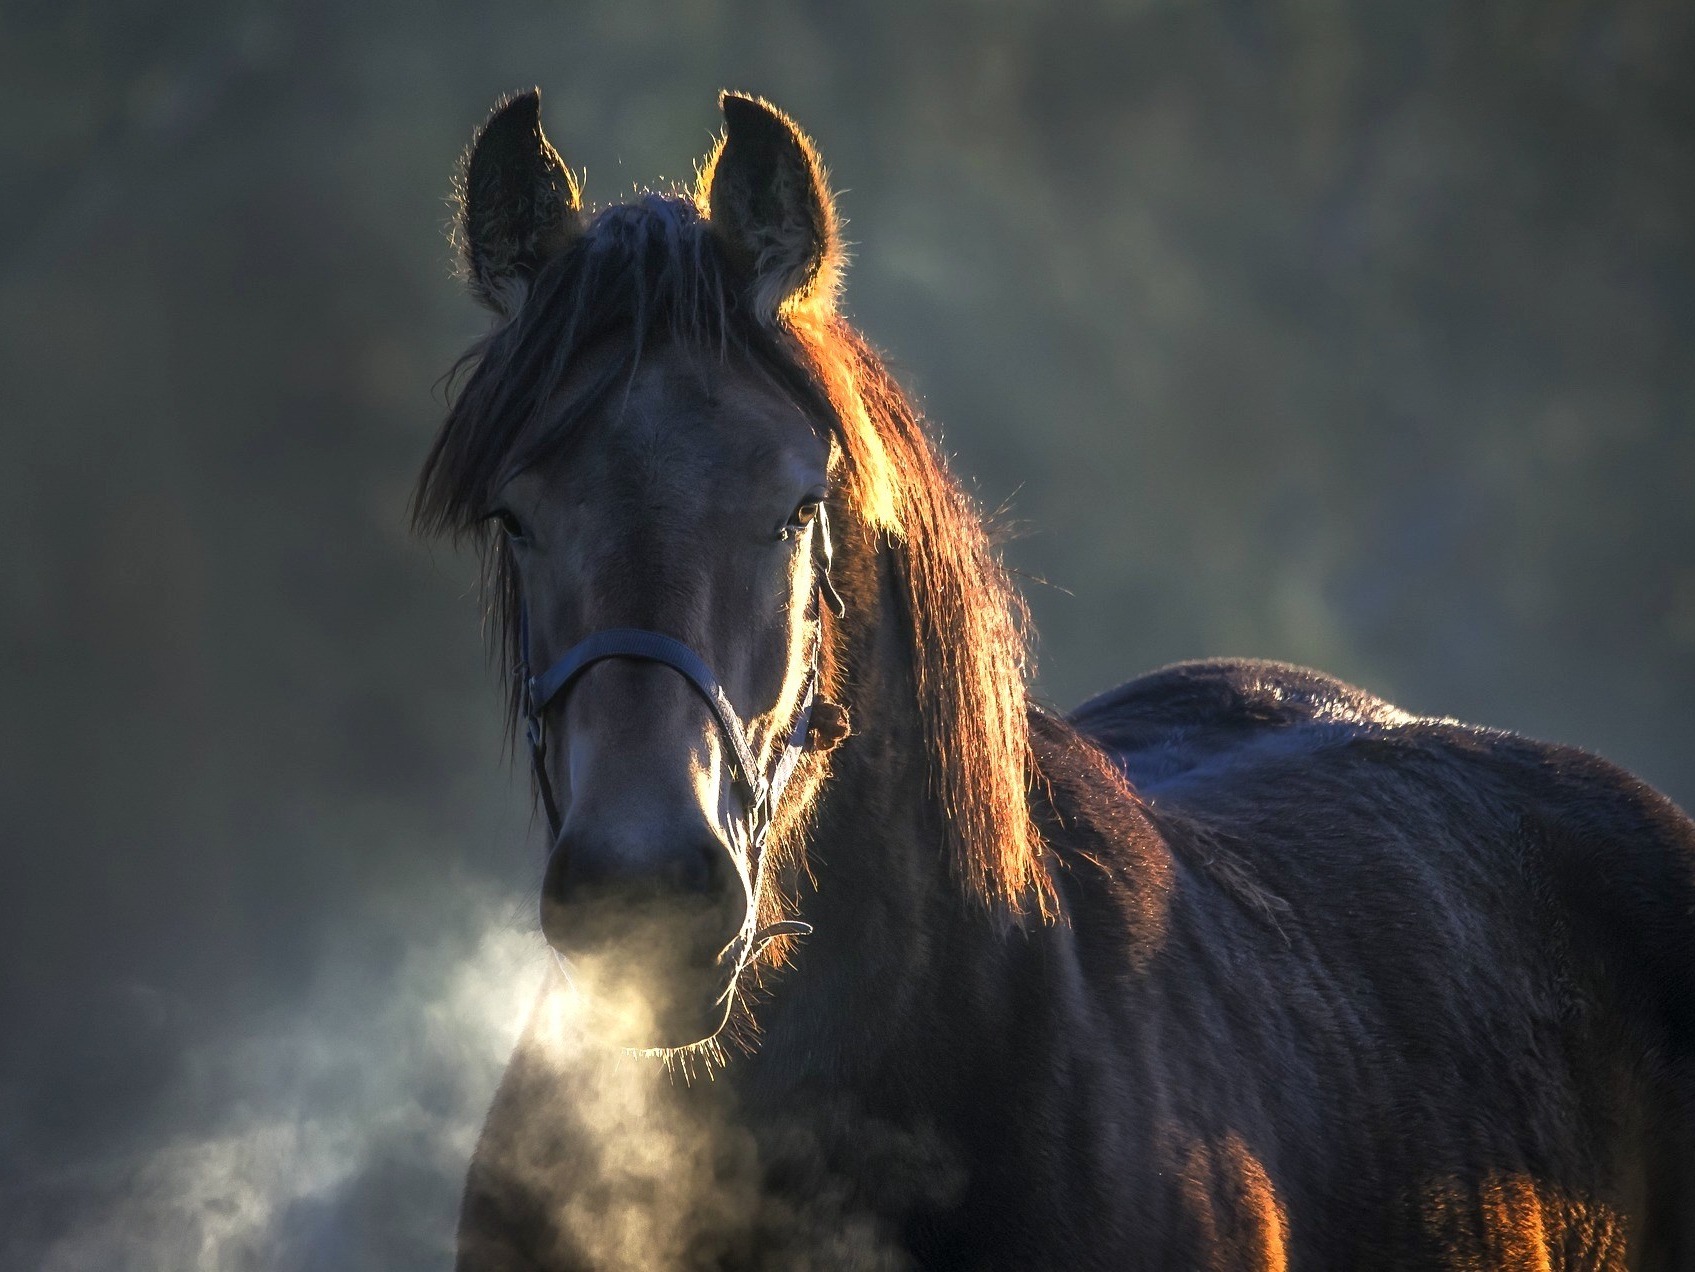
[414,89,1695,1270]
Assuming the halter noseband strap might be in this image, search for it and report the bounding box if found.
[522,621,820,850]
[517,511,838,855]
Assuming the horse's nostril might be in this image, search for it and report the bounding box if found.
[548,832,724,900]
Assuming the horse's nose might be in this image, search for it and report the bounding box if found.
[540,817,745,959]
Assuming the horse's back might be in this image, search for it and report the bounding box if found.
[1069,658,1695,1267]
[1070,657,1413,792]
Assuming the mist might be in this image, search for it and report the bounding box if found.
[3,1,1692,1266]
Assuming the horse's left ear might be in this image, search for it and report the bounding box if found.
[458,89,583,319]
[699,93,843,322]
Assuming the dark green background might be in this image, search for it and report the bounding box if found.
[3,2,1691,1266]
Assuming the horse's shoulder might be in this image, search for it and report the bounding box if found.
[1068,658,1415,789]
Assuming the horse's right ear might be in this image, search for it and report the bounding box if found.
[458,90,582,318]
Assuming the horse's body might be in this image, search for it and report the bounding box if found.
[462,658,1695,1270]
[1063,661,1692,1268]
[424,92,1695,1269]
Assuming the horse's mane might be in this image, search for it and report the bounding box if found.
[413,193,1055,923]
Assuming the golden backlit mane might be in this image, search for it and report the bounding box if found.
[788,312,1057,923]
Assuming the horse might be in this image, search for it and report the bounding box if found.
[413,89,1695,1270]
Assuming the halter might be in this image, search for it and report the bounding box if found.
[517,507,844,870]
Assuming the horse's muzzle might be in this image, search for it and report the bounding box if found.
[541,825,747,1048]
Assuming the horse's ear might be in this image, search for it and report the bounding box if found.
[458,89,583,318]
[699,93,843,322]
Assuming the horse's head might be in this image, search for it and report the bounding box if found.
[420,90,1056,1054]
[418,92,854,1050]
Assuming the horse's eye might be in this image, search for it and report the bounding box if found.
[488,510,526,541]
[777,493,825,541]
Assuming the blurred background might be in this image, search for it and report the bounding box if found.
[2,1,1691,1266]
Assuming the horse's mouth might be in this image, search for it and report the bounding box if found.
[545,910,741,1050]
[550,946,734,1049]
[544,894,813,1050]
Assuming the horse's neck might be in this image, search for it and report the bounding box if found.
[742,560,1028,1100]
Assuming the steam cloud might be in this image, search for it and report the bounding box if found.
[11,887,939,1271]
[14,887,538,1270]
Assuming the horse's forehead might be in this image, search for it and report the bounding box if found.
[593,348,816,482]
